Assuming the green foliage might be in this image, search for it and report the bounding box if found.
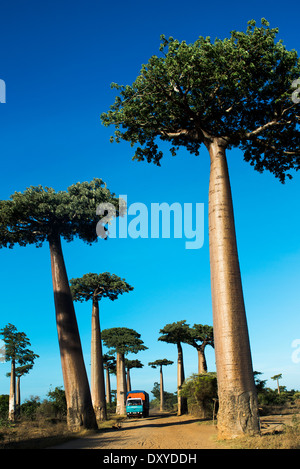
[103,354,116,374]
[188,324,214,348]
[20,396,41,420]
[70,272,133,303]
[180,373,218,418]
[46,386,67,417]
[0,323,38,368]
[125,358,143,370]
[158,320,191,345]
[101,19,300,182]
[0,178,123,248]
[148,359,174,368]
[0,395,9,421]
[102,327,148,355]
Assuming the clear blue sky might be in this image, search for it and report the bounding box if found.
[0,0,299,402]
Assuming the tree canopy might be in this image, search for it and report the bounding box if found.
[148,359,174,368]
[158,320,191,345]
[0,324,38,367]
[101,327,148,356]
[70,272,134,303]
[101,19,300,182]
[0,178,122,248]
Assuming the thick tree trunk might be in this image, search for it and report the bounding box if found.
[116,352,126,415]
[105,367,111,404]
[207,138,259,438]
[197,347,207,374]
[16,375,21,417]
[177,342,187,415]
[160,365,164,412]
[91,297,107,421]
[49,234,97,431]
[126,368,131,392]
[8,359,16,421]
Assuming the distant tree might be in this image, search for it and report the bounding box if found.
[0,179,122,431]
[102,328,147,414]
[0,324,38,421]
[185,324,214,373]
[70,272,133,421]
[151,382,177,410]
[148,359,174,411]
[271,373,283,394]
[8,348,39,416]
[158,321,191,415]
[125,359,144,392]
[101,19,300,437]
[103,354,116,405]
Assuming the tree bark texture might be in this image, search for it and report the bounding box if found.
[126,368,131,392]
[49,234,97,431]
[160,365,164,412]
[116,352,126,415]
[8,359,16,421]
[105,367,111,404]
[177,342,187,415]
[91,297,107,421]
[207,138,260,438]
[197,347,208,374]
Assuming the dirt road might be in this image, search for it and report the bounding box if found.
[52,412,221,450]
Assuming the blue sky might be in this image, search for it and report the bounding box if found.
[0,0,299,402]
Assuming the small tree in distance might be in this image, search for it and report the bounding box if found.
[185,324,214,373]
[271,374,283,395]
[70,272,133,421]
[148,359,174,411]
[0,323,39,421]
[102,327,147,415]
[158,321,191,415]
[125,359,144,392]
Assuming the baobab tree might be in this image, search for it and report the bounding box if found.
[103,354,116,405]
[0,324,38,421]
[148,359,174,411]
[101,327,147,415]
[186,324,214,374]
[125,359,144,392]
[101,19,300,437]
[0,179,122,430]
[158,321,191,415]
[70,272,133,421]
[271,373,283,394]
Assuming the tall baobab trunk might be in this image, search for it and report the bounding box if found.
[177,342,187,415]
[207,138,259,438]
[91,297,107,420]
[105,366,111,404]
[8,359,16,421]
[197,346,207,374]
[116,352,126,415]
[16,375,21,417]
[126,367,131,392]
[160,365,164,412]
[49,234,97,431]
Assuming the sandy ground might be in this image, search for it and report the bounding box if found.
[51,412,221,450]
[51,411,296,450]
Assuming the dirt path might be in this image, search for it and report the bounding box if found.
[52,412,222,450]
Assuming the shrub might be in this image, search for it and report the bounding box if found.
[180,373,218,418]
